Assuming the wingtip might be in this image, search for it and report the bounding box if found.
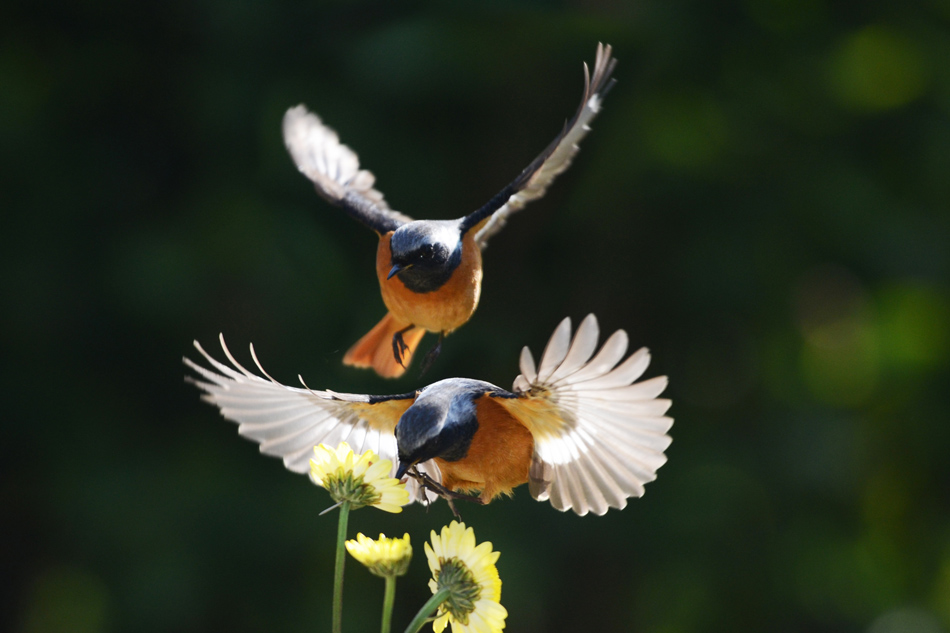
[536,316,574,382]
[518,345,538,385]
[589,42,618,101]
[283,103,320,126]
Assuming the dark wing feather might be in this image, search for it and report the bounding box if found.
[283,105,413,234]
[460,43,617,247]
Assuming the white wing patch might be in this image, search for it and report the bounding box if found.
[510,314,673,516]
[184,334,438,502]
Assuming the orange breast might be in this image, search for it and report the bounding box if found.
[376,232,483,333]
[435,395,534,503]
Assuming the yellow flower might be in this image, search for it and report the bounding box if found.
[424,521,507,633]
[345,533,413,578]
[310,442,409,512]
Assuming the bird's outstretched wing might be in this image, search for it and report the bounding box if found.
[493,314,672,516]
[460,43,617,249]
[283,105,414,234]
[184,335,440,502]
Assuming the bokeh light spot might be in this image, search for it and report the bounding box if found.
[828,25,929,112]
[861,470,909,537]
[933,553,950,625]
[639,92,728,169]
[799,326,880,407]
[867,607,943,633]
[877,281,950,371]
[19,566,112,633]
[794,266,880,407]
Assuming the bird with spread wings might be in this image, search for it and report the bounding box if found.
[283,44,617,378]
[185,314,672,517]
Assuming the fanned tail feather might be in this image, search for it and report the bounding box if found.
[343,312,426,379]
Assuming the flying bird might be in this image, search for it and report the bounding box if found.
[283,44,617,378]
[185,314,673,517]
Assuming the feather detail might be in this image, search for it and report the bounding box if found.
[184,336,438,502]
[501,314,673,516]
[282,105,413,233]
[469,43,618,249]
[536,316,574,382]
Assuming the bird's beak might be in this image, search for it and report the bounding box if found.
[395,460,410,479]
[387,263,404,280]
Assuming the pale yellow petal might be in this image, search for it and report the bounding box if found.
[472,604,507,633]
[459,526,476,555]
[364,458,392,482]
[428,529,443,560]
[351,450,373,478]
[341,444,356,471]
[445,522,466,556]
[462,542,495,570]
[475,599,507,623]
[425,541,438,574]
[465,610,488,633]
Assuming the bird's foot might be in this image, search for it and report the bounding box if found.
[409,468,484,519]
[418,332,444,377]
[391,325,415,368]
[446,498,461,520]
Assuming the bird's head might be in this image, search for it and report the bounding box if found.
[388,220,463,293]
[394,379,482,477]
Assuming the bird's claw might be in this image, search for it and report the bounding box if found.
[408,467,483,520]
[418,333,444,377]
[391,326,413,368]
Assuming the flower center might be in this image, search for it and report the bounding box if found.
[436,558,481,624]
[324,469,382,509]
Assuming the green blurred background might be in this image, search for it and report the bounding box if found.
[4,0,950,631]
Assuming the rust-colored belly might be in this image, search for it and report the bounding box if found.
[435,396,534,503]
[376,232,483,333]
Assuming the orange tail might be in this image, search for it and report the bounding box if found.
[343,313,426,379]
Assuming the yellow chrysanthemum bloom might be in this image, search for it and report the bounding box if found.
[346,533,413,578]
[310,442,410,512]
[424,521,507,633]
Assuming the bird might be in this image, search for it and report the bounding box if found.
[282,43,617,378]
[184,314,673,517]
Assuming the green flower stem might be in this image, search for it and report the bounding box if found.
[333,500,351,633]
[403,587,451,633]
[380,576,396,633]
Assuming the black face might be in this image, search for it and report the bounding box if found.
[394,400,476,472]
[389,222,463,293]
